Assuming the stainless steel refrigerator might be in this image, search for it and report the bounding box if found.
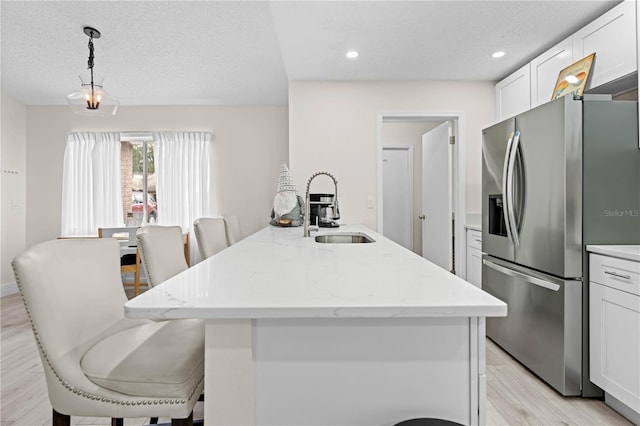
[481,94,640,397]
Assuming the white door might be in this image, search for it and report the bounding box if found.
[421,122,452,271]
[382,147,413,250]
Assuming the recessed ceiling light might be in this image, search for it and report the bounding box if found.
[492,51,505,58]
[346,51,359,59]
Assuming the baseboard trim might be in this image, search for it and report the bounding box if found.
[1,281,19,297]
[605,392,640,425]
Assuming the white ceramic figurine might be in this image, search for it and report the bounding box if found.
[270,164,304,227]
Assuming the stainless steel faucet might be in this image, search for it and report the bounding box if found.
[304,171,339,237]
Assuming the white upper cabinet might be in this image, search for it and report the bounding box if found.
[572,0,637,89]
[530,38,575,108]
[496,0,637,121]
[495,64,531,121]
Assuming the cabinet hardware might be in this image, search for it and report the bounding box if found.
[604,270,631,280]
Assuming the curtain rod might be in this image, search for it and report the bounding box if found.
[66,131,212,142]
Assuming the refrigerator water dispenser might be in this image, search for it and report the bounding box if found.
[488,195,507,237]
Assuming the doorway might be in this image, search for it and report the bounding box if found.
[377,112,467,278]
[382,146,414,251]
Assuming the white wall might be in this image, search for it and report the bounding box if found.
[25,105,288,248]
[382,121,440,255]
[1,94,27,294]
[289,81,495,230]
[9,80,494,289]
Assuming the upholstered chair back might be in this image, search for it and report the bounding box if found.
[193,217,229,260]
[11,238,151,414]
[223,215,241,245]
[136,225,189,287]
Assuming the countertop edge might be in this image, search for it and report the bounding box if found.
[586,245,640,262]
[124,305,508,320]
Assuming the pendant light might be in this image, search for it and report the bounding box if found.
[66,27,119,115]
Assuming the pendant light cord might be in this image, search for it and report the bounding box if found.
[87,31,95,90]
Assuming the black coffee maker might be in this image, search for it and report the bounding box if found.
[309,193,340,228]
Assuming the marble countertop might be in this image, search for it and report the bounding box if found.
[586,245,640,262]
[125,224,506,320]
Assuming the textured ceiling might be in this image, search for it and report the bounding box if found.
[1,1,621,106]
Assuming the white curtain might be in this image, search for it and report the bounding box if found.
[154,132,215,264]
[61,132,123,236]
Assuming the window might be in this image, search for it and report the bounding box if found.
[61,131,214,249]
[121,137,157,226]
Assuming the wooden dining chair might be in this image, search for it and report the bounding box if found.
[98,227,142,296]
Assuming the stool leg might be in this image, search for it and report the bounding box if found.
[52,409,70,426]
[171,412,193,426]
[134,251,141,296]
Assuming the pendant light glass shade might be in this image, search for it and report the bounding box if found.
[67,74,119,115]
[66,27,119,116]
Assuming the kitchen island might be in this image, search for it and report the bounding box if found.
[125,225,506,426]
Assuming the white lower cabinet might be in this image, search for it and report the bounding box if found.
[589,253,640,423]
[466,229,482,287]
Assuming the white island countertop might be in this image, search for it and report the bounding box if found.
[125,224,507,320]
[586,245,640,262]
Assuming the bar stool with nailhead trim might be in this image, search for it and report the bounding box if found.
[11,238,204,426]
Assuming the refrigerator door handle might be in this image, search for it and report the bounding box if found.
[483,258,561,291]
[506,130,521,247]
[502,132,515,245]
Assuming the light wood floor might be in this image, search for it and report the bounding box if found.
[1,292,632,425]
[485,335,631,425]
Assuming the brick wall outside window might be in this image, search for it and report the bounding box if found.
[121,142,133,223]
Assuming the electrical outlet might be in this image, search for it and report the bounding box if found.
[367,196,374,209]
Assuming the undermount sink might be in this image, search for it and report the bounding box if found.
[314,232,375,244]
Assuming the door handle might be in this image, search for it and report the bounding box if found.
[483,258,561,291]
[418,214,426,220]
[506,130,521,247]
[502,132,515,246]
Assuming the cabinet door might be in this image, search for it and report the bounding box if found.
[573,0,637,89]
[467,249,483,288]
[590,281,640,411]
[495,64,531,122]
[530,38,574,108]
[466,230,483,287]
